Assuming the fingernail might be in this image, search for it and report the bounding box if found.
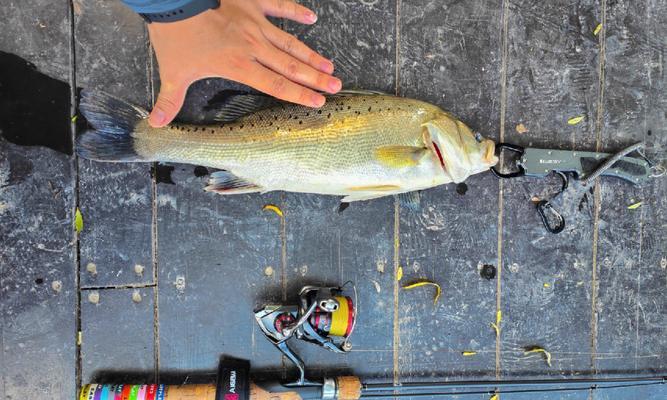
[152,109,166,126]
[320,60,334,74]
[306,11,317,23]
[312,94,325,107]
[328,78,342,93]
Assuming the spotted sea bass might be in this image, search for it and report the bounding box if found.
[77,90,498,203]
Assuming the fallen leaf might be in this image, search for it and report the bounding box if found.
[402,280,442,305]
[525,346,552,367]
[491,310,502,337]
[627,201,642,210]
[462,351,477,356]
[515,123,528,134]
[71,115,78,123]
[75,208,83,233]
[593,23,602,36]
[77,331,82,346]
[490,394,499,400]
[396,266,403,281]
[543,283,551,288]
[567,116,585,125]
[262,204,284,217]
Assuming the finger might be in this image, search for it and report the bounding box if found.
[257,46,341,94]
[149,80,189,127]
[239,62,326,108]
[259,0,317,24]
[263,23,334,74]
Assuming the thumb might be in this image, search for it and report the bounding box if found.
[149,81,188,128]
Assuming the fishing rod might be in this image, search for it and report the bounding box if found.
[80,284,665,400]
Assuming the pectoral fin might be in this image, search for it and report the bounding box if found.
[375,146,428,168]
[205,171,262,194]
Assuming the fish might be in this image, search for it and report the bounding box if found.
[77,90,498,203]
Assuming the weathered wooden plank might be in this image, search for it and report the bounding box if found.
[397,0,502,380]
[280,0,397,381]
[75,0,153,287]
[80,287,155,383]
[500,0,601,376]
[594,0,667,375]
[0,1,76,399]
[155,79,284,375]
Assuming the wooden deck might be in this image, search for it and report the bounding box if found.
[1,0,665,398]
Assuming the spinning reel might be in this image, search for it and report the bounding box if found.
[254,285,357,387]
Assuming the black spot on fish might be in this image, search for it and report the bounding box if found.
[368,106,372,112]
[480,265,496,280]
[317,110,322,114]
[647,130,652,136]
[299,121,302,124]
[269,121,273,126]
[305,112,310,116]
[193,127,198,132]
[456,183,468,195]
[0,51,74,155]
[153,164,175,185]
[239,124,244,129]
[347,106,351,110]
[338,202,350,213]
[327,113,331,118]
[193,166,209,177]
[229,126,233,131]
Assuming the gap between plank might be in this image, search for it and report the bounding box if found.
[590,0,608,376]
[495,0,511,380]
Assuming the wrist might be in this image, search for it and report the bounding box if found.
[124,0,220,23]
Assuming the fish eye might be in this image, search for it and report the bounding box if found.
[474,132,484,142]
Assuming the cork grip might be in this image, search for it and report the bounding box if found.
[336,376,362,400]
[165,384,217,400]
[249,383,302,400]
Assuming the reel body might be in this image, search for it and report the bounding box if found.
[254,285,356,387]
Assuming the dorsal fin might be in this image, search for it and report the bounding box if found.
[205,89,390,123]
[206,90,281,122]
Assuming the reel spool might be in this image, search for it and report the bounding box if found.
[254,285,357,386]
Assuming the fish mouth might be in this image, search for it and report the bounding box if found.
[483,140,498,166]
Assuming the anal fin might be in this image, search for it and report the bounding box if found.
[205,171,262,195]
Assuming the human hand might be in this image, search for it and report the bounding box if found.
[146,0,341,127]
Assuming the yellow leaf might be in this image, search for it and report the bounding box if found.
[515,123,528,134]
[491,322,500,337]
[71,115,78,123]
[396,266,403,281]
[491,310,502,337]
[567,116,585,125]
[402,280,442,305]
[543,283,551,288]
[77,331,82,346]
[262,204,284,217]
[627,201,642,210]
[593,23,602,36]
[462,351,477,356]
[490,394,499,400]
[525,347,552,367]
[75,208,83,233]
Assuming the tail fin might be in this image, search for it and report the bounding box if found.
[76,91,149,161]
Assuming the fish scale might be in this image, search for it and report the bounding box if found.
[77,91,497,201]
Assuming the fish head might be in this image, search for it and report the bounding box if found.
[424,114,498,183]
